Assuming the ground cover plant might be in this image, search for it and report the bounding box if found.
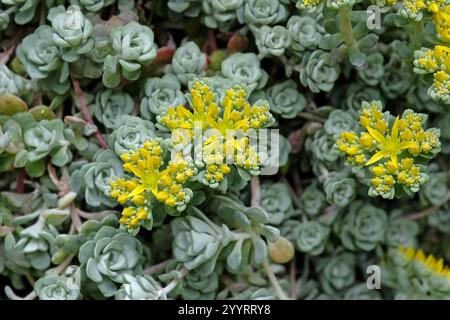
[1,0,450,300]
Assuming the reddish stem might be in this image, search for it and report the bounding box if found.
[202,29,218,54]
[250,177,261,208]
[15,169,27,193]
[0,30,23,64]
[208,29,218,52]
[289,259,298,299]
[71,76,108,149]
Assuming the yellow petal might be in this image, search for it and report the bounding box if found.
[390,154,398,169]
[366,127,386,144]
[234,119,249,130]
[151,185,159,196]
[127,184,147,198]
[365,151,387,166]
[399,141,418,150]
[177,106,193,119]
[391,116,399,139]
[126,165,145,180]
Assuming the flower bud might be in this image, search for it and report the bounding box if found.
[268,237,295,263]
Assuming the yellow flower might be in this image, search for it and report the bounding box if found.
[109,139,195,230]
[398,246,450,281]
[365,117,417,168]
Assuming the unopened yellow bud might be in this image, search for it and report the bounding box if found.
[126,180,138,191]
[371,177,382,187]
[154,190,167,201]
[386,161,397,173]
[355,155,365,164]
[160,175,172,187]
[372,166,385,176]
[129,218,139,228]
[170,184,181,193]
[136,208,148,220]
[220,164,230,174]
[176,173,186,182]
[376,119,387,132]
[384,175,395,185]
[360,116,371,128]
[436,71,449,83]
[401,158,414,169]
[360,133,374,147]
[122,207,135,217]
[340,131,357,142]
[165,197,176,206]
[118,194,128,204]
[132,195,145,206]
[110,189,119,198]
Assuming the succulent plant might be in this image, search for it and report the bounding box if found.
[140,75,186,120]
[266,80,306,119]
[108,116,155,156]
[165,41,207,85]
[16,25,70,94]
[103,21,158,87]
[2,0,450,303]
[69,149,124,208]
[299,50,340,93]
[78,226,144,297]
[47,5,94,62]
[92,89,135,130]
[221,53,268,93]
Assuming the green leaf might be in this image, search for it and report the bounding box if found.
[42,209,70,225]
[25,160,45,177]
[319,34,344,50]
[0,94,28,116]
[358,34,379,52]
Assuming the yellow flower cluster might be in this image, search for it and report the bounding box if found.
[400,0,445,19]
[432,4,450,41]
[158,81,273,188]
[414,47,439,73]
[370,158,422,195]
[335,100,440,198]
[414,45,450,101]
[399,246,450,281]
[297,0,321,10]
[108,139,195,231]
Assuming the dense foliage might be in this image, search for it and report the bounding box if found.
[1,0,450,300]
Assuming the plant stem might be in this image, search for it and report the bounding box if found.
[71,76,108,149]
[401,191,450,221]
[70,204,82,233]
[0,29,24,64]
[297,112,326,123]
[15,169,27,193]
[250,176,288,300]
[339,5,354,48]
[53,254,75,275]
[162,268,188,296]
[411,20,423,50]
[250,176,261,207]
[262,260,289,300]
[76,208,118,220]
[289,259,297,299]
[143,259,172,275]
